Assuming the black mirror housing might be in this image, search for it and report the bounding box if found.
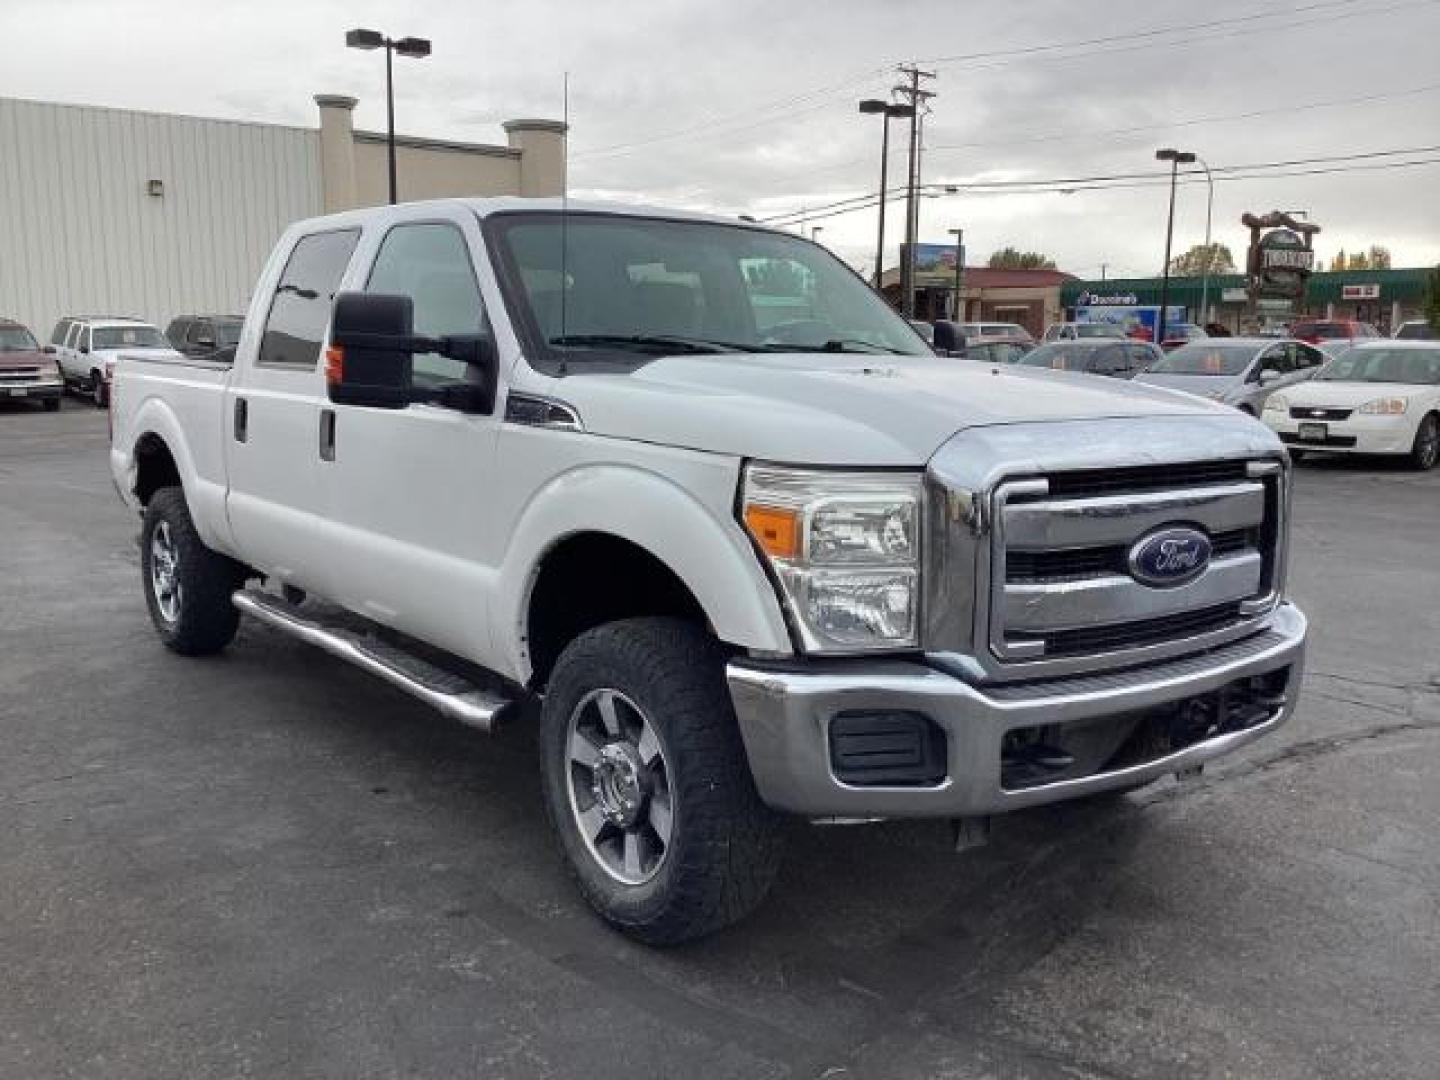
[327,292,417,409]
[932,320,967,358]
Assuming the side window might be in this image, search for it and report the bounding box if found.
[258,229,360,368]
[1258,346,1289,375]
[64,323,81,349]
[365,223,486,383]
[1296,344,1322,369]
[165,319,185,346]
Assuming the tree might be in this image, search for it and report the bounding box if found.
[1368,245,1393,270]
[1330,249,1347,272]
[1167,242,1236,277]
[987,246,1057,271]
[1346,251,1371,271]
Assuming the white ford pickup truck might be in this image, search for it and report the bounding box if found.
[110,198,1307,943]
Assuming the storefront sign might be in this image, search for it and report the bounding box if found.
[1341,283,1380,300]
[1221,287,1248,302]
[1242,211,1321,305]
[1076,291,1138,306]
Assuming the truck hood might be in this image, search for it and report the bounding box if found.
[550,353,1230,465]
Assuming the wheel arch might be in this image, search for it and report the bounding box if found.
[498,464,794,689]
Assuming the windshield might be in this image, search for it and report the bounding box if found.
[490,213,932,364]
[1145,343,1254,376]
[0,326,39,351]
[92,325,166,350]
[1317,347,1440,385]
[1018,342,1105,370]
[1077,324,1125,338]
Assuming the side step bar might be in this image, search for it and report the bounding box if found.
[232,590,512,732]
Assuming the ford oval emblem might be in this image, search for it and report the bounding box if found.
[1128,527,1212,588]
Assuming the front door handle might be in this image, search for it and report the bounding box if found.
[319,408,336,461]
[233,397,248,442]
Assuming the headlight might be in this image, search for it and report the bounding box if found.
[742,465,922,653]
[1263,394,1289,413]
[1356,397,1408,415]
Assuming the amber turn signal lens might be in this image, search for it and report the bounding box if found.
[324,345,344,384]
[744,504,801,559]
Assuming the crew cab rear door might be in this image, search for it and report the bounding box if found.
[223,227,361,588]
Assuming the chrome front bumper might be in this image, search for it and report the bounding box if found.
[728,603,1306,818]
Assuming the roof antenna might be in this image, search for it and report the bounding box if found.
[558,70,570,371]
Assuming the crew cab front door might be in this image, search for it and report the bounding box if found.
[314,213,501,661]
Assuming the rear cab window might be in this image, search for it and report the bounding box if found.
[257,229,361,369]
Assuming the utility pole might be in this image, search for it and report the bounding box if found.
[1100,263,1108,281]
[894,64,936,319]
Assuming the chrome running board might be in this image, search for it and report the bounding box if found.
[232,589,511,733]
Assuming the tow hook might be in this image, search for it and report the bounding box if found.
[951,816,991,853]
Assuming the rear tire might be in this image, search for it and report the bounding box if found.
[43,398,60,412]
[538,617,784,945]
[90,369,107,409]
[1410,413,1439,470]
[141,487,244,655]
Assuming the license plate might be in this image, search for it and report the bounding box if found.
[7,387,26,397]
[1298,422,1327,441]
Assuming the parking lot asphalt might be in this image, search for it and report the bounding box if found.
[2,398,1438,1080]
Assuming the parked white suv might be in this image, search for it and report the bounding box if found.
[50,316,179,407]
[109,198,1307,943]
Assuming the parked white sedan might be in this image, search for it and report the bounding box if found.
[1263,341,1440,469]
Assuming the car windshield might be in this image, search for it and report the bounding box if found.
[1145,343,1254,376]
[1317,347,1440,385]
[1077,324,1124,338]
[491,213,932,362]
[0,326,39,351]
[92,325,166,350]
[1018,342,1104,370]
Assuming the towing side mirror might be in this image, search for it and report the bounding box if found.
[932,320,967,358]
[326,291,497,414]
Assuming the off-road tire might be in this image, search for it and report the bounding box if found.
[141,487,244,655]
[539,617,784,945]
[1410,413,1439,471]
[42,398,60,412]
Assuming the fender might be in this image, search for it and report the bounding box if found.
[495,462,794,684]
[117,392,237,556]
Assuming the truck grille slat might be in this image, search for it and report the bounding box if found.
[1011,602,1244,658]
[1007,528,1253,584]
[1040,460,1250,499]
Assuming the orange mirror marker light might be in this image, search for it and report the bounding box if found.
[744,505,801,559]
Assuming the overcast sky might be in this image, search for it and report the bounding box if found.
[5,0,1439,278]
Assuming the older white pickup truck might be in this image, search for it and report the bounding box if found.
[110,198,1307,943]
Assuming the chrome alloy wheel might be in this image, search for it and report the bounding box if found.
[565,688,674,885]
[149,520,182,622]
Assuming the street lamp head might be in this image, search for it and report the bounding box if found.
[858,98,888,114]
[885,103,916,119]
[345,28,385,50]
[1155,148,1179,161]
[393,36,432,59]
[1174,151,1196,165]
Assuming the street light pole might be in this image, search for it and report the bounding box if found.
[859,100,914,294]
[948,227,964,321]
[1155,147,1195,345]
[346,28,432,206]
[1197,157,1214,326]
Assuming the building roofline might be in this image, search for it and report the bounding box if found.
[353,129,521,158]
[0,93,316,135]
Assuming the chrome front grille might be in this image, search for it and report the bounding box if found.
[0,367,42,382]
[988,463,1281,668]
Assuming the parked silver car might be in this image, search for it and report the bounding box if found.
[1133,338,1326,415]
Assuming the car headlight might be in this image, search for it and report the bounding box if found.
[1263,394,1289,413]
[1356,397,1408,415]
[741,465,922,653]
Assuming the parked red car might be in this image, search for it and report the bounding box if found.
[1289,319,1380,346]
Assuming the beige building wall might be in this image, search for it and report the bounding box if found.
[315,95,565,212]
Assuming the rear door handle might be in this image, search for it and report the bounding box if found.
[233,397,248,442]
[319,408,336,461]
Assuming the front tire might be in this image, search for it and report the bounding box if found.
[141,487,244,655]
[539,618,784,945]
[42,398,60,412]
[1410,413,1439,470]
[90,370,108,409]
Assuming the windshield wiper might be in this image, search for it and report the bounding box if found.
[549,333,762,354]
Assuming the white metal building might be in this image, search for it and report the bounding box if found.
[0,95,566,340]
